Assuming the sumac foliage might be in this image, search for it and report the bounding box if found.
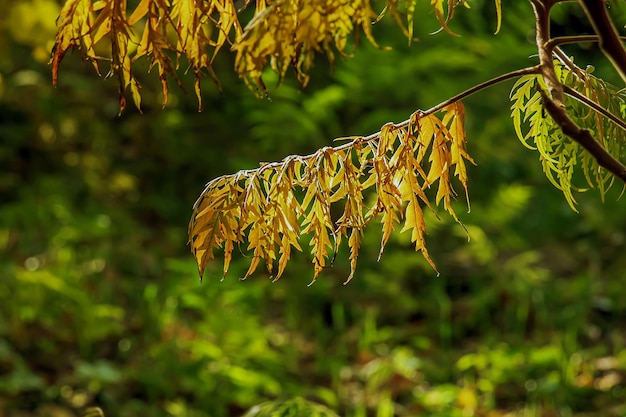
[189,104,473,282]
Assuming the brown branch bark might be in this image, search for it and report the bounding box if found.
[563,85,626,133]
[530,0,565,105]
[531,0,626,184]
[578,0,626,84]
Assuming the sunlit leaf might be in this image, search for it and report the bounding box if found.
[52,0,489,111]
[510,60,626,210]
[189,106,472,282]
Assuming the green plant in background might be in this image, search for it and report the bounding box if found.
[242,397,340,417]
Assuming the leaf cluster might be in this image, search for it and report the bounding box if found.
[189,103,474,282]
[510,60,626,210]
[51,0,499,111]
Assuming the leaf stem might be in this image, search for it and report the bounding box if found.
[419,66,542,116]
[194,65,542,197]
[562,85,626,133]
[340,66,541,147]
[548,35,626,48]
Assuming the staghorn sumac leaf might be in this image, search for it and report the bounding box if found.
[444,102,475,209]
[189,105,473,282]
[510,61,626,211]
[52,0,485,111]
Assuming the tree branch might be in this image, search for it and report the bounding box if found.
[198,66,542,187]
[530,0,565,105]
[548,35,626,48]
[578,0,626,84]
[339,66,541,152]
[530,0,626,184]
[563,85,626,133]
[418,66,542,116]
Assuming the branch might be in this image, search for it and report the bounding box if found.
[548,35,626,48]
[530,0,626,184]
[578,0,626,84]
[539,85,626,182]
[341,66,541,148]
[530,0,565,105]
[553,47,586,78]
[419,66,541,116]
[197,66,542,188]
[563,85,626,133]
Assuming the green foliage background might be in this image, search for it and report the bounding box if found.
[2,1,626,416]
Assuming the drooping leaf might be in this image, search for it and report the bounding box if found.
[52,0,490,111]
[509,60,626,210]
[189,105,473,282]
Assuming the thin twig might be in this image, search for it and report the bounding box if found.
[194,65,542,198]
[548,35,626,48]
[553,47,586,79]
[420,66,541,116]
[579,0,626,84]
[563,85,626,132]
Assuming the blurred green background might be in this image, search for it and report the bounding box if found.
[2,0,626,416]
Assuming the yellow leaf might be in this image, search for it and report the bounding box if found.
[431,0,460,36]
[127,0,150,25]
[344,228,361,284]
[494,0,502,34]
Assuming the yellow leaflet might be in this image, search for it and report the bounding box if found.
[301,174,318,211]
[431,0,459,36]
[275,235,292,281]
[396,132,437,271]
[223,239,234,279]
[51,0,91,85]
[344,228,361,284]
[401,199,436,271]
[127,0,150,25]
[406,0,416,44]
[378,123,396,156]
[306,202,333,284]
[445,102,474,207]
[378,205,401,262]
[243,256,261,279]
[399,172,427,246]
[423,115,446,186]
[493,0,501,34]
[192,211,223,277]
[134,19,152,60]
[212,0,241,61]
